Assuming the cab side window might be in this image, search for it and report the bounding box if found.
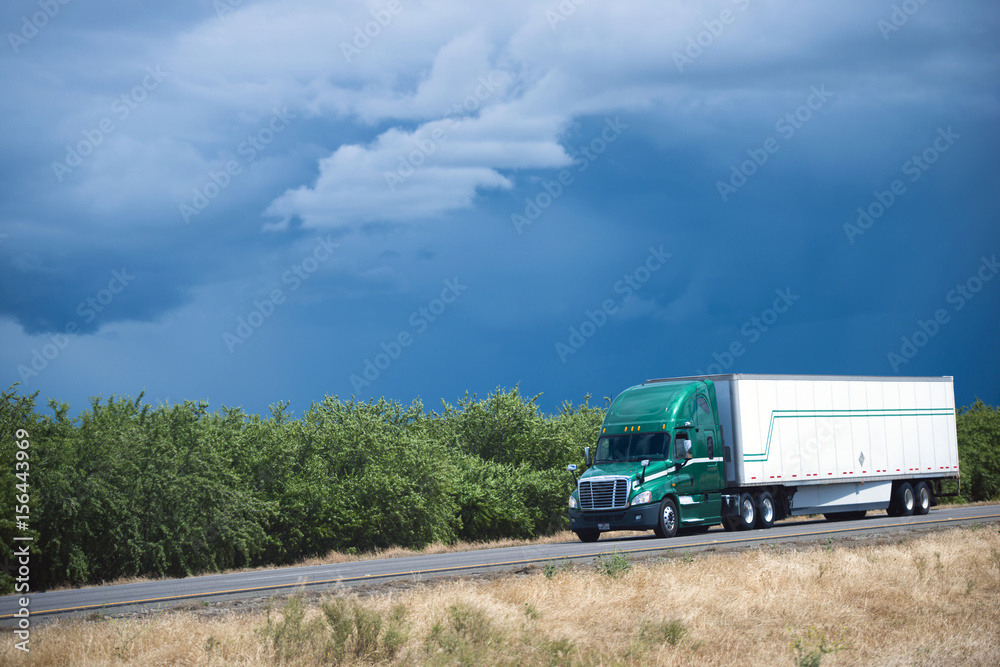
[696,396,711,416]
[696,396,714,457]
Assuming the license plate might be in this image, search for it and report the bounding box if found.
[598,523,610,531]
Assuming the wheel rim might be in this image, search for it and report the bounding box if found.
[918,486,930,509]
[762,498,774,523]
[742,499,755,524]
[903,487,914,511]
[663,505,676,533]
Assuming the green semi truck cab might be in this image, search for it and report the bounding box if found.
[568,378,724,541]
[567,374,960,542]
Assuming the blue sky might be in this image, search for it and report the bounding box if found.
[1,0,998,417]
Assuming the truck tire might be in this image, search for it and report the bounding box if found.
[654,497,679,538]
[575,529,600,543]
[914,482,932,515]
[736,492,756,531]
[889,482,915,517]
[755,491,775,529]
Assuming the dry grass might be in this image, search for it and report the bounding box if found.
[8,524,1000,666]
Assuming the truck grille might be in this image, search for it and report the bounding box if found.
[582,513,626,524]
[578,477,630,510]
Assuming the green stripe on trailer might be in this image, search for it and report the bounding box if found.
[743,408,955,462]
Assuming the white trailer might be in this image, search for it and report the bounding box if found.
[696,374,959,521]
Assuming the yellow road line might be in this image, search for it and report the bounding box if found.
[4,510,999,619]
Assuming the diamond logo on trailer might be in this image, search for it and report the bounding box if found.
[858,452,865,467]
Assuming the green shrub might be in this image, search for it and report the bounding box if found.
[321,597,408,663]
[0,384,604,589]
[595,550,631,577]
[956,400,1000,501]
[641,618,688,646]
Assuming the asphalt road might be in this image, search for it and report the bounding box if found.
[3,504,998,623]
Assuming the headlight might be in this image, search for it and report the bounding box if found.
[568,494,577,509]
[631,490,652,506]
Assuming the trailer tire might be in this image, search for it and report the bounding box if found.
[755,492,775,529]
[889,482,915,517]
[736,492,756,531]
[654,497,679,539]
[914,482,931,515]
[575,529,600,543]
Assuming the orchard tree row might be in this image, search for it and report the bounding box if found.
[1,385,997,593]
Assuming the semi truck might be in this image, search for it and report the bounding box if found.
[567,374,959,541]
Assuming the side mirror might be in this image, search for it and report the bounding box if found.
[639,459,650,484]
[584,446,591,466]
[566,464,577,472]
[674,438,693,461]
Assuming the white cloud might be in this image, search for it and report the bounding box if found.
[265,94,576,227]
[7,0,985,231]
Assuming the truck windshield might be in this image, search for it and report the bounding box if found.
[595,432,670,463]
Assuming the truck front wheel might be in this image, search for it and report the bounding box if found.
[654,497,679,538]
[575,529,600,543]
[736,492,756,530]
